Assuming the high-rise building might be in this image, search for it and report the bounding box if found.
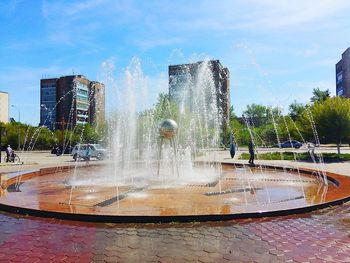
[0,91,9,123]
[40,78,57,129]
[336,47,350,98]
[169,60,230,128]
[89,81,105,128]
[40,75,105,130]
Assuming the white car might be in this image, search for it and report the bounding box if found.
[71,144,107,161]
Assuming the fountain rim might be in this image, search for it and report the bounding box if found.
[0,162,350,223]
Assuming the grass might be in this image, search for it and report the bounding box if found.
[239,152,350,162]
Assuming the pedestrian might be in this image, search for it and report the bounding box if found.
[229,132,236,159]
[307,142,316,162]
[5,145,13,162]
[86,144,91,164]
[248,140,255,165]
[230,143,235,158]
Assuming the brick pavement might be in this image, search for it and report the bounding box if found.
[0,202,349,262]
[1,152,350,262]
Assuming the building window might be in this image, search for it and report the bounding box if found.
[337,72,343,84]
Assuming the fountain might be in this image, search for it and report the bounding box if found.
[0,58,350,223]
[157,119,179,177]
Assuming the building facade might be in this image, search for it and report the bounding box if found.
[40,78,57,129]
[0,91,9,123]
[89,81,105,128]
[40,75,105,130]
[169,60,230,128]
[336,47,350,98]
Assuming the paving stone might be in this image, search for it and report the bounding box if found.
[0,203,350,262]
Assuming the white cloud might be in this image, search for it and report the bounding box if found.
[238,0,350,30]
[41,0,143,49]
[37,0,350,54]
[155,0,350,32]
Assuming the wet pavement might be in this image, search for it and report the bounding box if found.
[1,164,340,218]
[0,201,349,262]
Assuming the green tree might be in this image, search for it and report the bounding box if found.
[221,106,238,147]
[302,97,350,154]
[95,121,109,146]
[229,117,250,146]
[289,101,307,121]
[310,88,330,103]
[0,121,109,151]
[0,122,31,150]
[73,124,100,144]
[243,104,268,127]
[229,106,237,121]
[153,93,178,122]
[35,127,56,150]
[243,104,281,127]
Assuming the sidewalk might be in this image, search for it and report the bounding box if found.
[199,150,350,177]
[0,151,76,174]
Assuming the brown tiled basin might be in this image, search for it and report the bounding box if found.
[0,163,349,223]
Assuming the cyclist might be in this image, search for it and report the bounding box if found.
[5,145,13,162]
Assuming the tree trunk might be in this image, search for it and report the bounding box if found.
[337,141,341,155]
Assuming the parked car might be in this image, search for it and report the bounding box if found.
[276,140,303,149]
[71,144,107,161]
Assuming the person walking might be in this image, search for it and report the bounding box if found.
[85,144,91,164]
[229,132,236,159]
[248,140,255,165]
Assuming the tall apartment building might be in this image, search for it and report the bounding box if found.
[169,60,230,128]
[336,47,350,98]
[89,81,105,128]
[40,78,57,129]
[0,91,9,123]
[40,75,105,130]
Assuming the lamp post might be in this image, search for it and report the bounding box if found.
[11,105,20,150]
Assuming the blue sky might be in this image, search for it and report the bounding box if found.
[1,0,350,125]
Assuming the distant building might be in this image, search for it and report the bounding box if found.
[336,47,350,98]
[40,78,57,129]
[40,75,105,130]
[0,91,9,123]
[89,81,105,128]
[168,60,230,128]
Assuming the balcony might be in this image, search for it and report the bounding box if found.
[77,114,88,119]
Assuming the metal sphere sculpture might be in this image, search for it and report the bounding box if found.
[159,119,178,139]
[157,119,179,177]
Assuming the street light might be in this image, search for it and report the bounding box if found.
[11,105,21,150]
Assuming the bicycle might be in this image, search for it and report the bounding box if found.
[4,153,21,163]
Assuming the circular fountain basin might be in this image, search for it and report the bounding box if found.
[0,163,350,223]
